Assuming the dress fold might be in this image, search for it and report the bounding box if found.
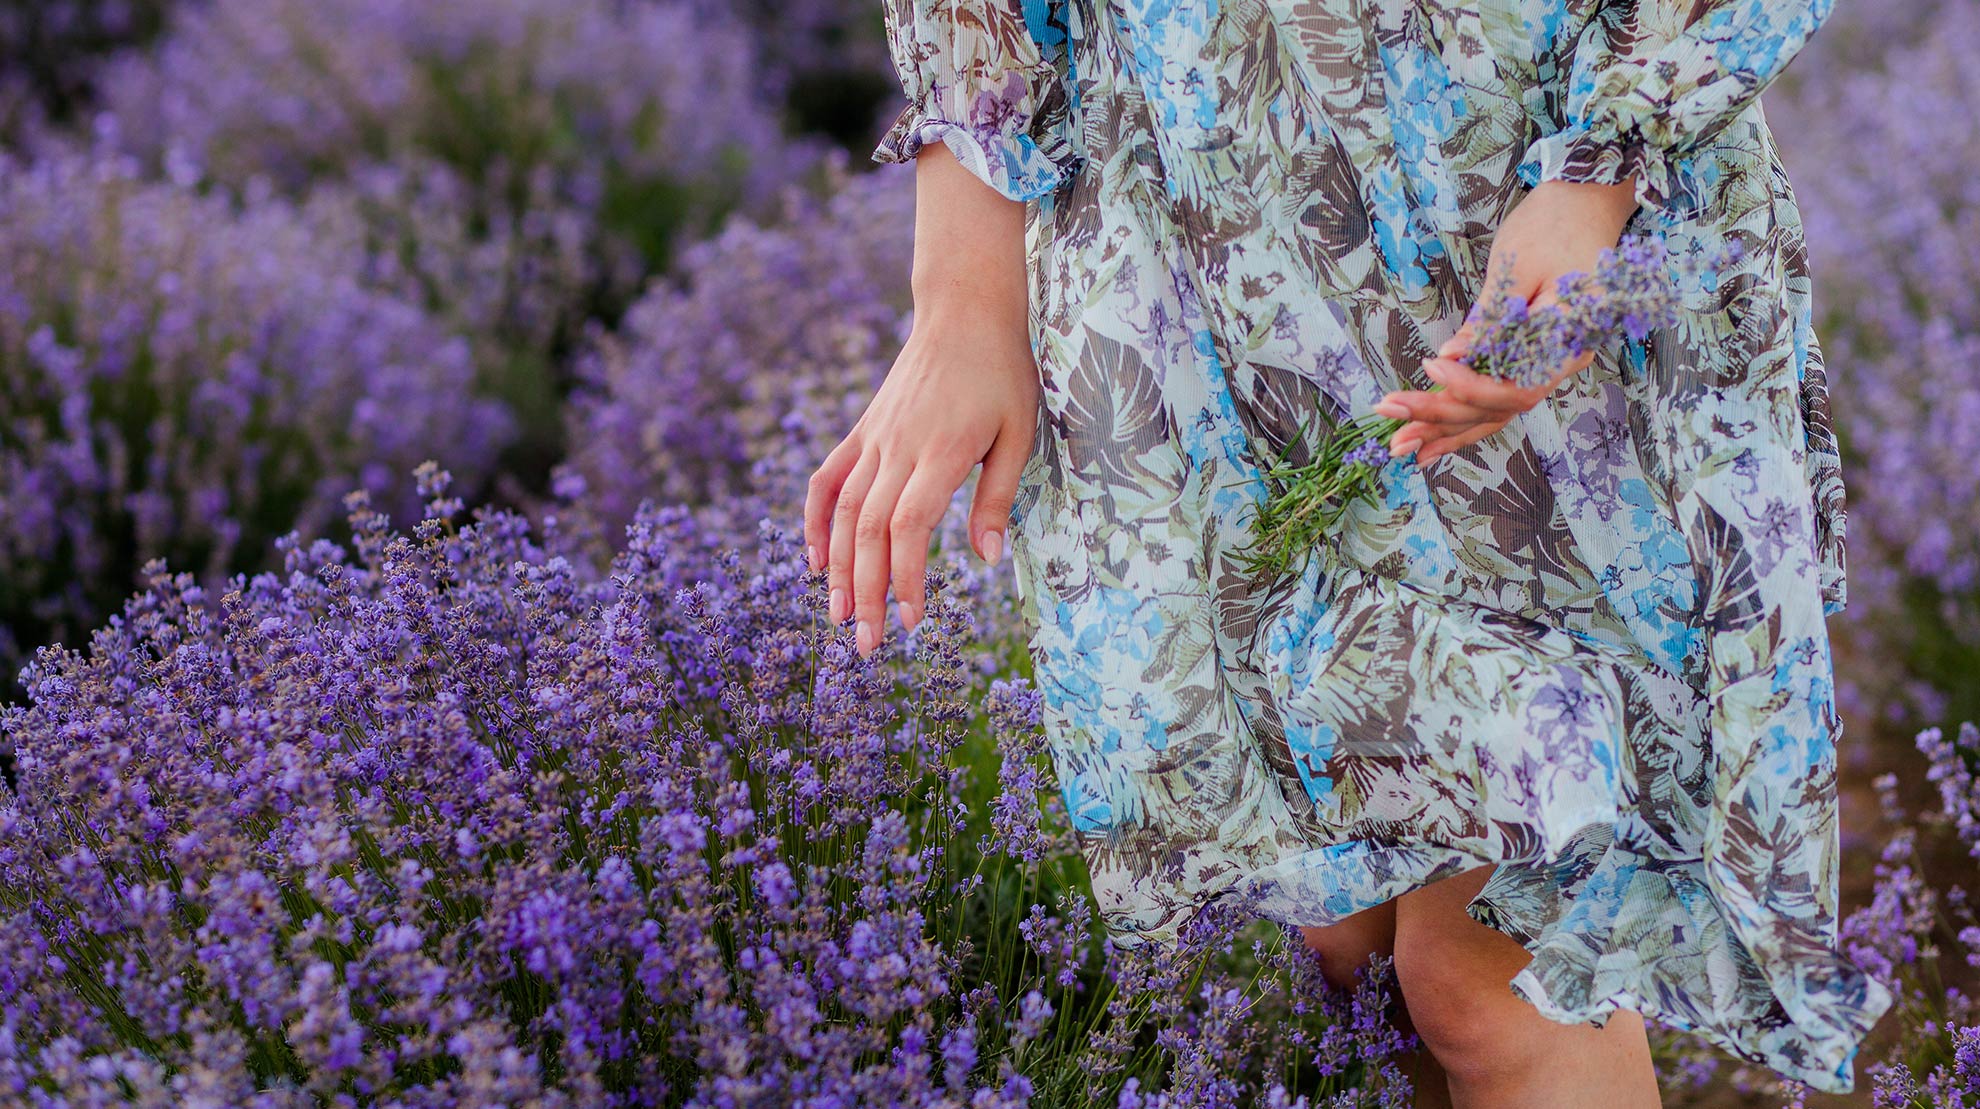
[894,0,1891,1091]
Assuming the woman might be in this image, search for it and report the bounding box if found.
[802,0,1893,1103]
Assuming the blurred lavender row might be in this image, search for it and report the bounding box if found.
[0,0,857,683]
[88,0,831,469]
[1773,0,1980,727]
[0,135,511,679]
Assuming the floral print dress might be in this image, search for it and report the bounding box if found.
[872,0,1891,1091]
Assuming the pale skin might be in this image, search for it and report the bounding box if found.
[802,138,1659,1108]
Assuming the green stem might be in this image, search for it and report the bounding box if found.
[1234,385,1451,577]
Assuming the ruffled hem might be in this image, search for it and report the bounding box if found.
[1478,857,1893,1095]
[1249,560,1892,1094]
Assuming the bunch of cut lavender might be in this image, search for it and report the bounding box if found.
[1236,234,1685,577]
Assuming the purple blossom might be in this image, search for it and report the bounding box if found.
[0,466,1409,1105]
[1771,0,1980,725]
[88,0,827,467]
[0,138,512,687]
[1463,235,1684,390]
[565,158,915,522]
[1341,440,1389,470]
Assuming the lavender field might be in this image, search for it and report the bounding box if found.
[0,1,1974,1106]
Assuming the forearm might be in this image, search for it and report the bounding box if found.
[909,140,1031,335]
[1528,177,1641,245]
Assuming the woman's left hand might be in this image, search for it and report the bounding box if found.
[1375,178,1641,466]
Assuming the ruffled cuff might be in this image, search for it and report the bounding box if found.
[871,83,1081,203]
[1517,122,1709,224]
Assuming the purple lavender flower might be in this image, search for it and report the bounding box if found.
[1771,0,1980,727]
[0,464,1411,1105]
[1342,440,1389,470]
[1464,236,1682,390]
[0,139,512,687]
[565,158,915,524]
[89,0,827,469]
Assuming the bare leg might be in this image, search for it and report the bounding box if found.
[1390,865,1661,1109]
[1301,900,1453,1109]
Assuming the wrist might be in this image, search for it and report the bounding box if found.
[907,281,1036,373]
[909,149,1031,332]
[910,275,1028,335]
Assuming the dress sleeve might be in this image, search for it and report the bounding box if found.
[871,0,1082,203]
[1518,0,1833,221]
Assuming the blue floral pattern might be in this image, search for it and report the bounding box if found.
[874,0,1890,1093]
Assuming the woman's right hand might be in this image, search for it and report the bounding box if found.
[802,140,1040,659]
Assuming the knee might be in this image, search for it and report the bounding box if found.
[1391,928,1527,1080]
[1300,905,1395,993]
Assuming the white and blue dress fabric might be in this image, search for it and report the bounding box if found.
[872,0,1890,1091]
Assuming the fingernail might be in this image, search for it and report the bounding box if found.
[900,599,921,631]
[856,619,875,655]
[830,587,847,623]
[982,530,1004,565]
[1390,438,1418,458]
[1374,402,1408,420]
[807,544,820,573]
[1423,360,1447,380]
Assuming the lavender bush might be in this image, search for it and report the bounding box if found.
[0,465,1419,1106]
[0,0,173,136]
[1771,0,1980,726]
[686,0,894,140]
[564,155,916,527]
[91,0,826,471]
[0,136,512,691]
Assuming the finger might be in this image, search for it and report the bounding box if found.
[891,460,969,633]
[969,417,1034,564]
[1421,358,1541,415]
[853,456,914,657]
[804,434,863,574]
[1416,418,1511,465]
[1374,388,1498,429]
[1436,320,1475,360]
[1389,423,1426,458]
[1390,418,1485,457]
[828,449,880,627]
